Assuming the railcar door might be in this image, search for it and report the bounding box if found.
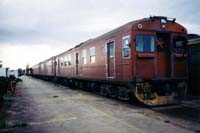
[107,41,115,78]
[171,34,187,77]
[39,63,41,75]
[75,53,79,75]
[135,33,156,78]
[156,33,171,78]
[57,59,61,75]
[53,60,56,77]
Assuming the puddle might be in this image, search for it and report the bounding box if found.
[53,96,59,98]
[164,120,170,123]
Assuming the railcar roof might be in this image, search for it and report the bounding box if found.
[39,16,178,62]
[33,16,185,68]
[64,16,173,50]
[55,19,142,58]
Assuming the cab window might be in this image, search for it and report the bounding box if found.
[136,35,155,52]
[173,36,187,52]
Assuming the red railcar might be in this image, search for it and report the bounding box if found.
[32,64,40,76]
[32,16,188,106]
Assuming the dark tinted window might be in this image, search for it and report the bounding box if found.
[173,36,187,52]
[136,35,155,52]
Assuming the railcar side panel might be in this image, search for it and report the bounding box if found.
[31,16,188,106]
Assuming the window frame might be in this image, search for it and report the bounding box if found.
[60,57,64,67]
[65,54,72,66]
[68,54,72,66]
[172,35,187,53]
[135,34,156,53]
[82,49,87,64]
[64,56,67,66]
[122,35,131,59]
[108,42,115,58]
[89,47,95,63]
[48,61,51,67]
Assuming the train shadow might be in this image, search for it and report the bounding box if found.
[150,102,200,123]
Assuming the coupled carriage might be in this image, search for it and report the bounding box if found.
[32,16,188,106]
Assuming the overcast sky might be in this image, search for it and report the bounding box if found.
[0,0,199,69]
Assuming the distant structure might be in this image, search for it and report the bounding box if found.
[188,34,200,40]
[25,64,32,75]
[0,68,9,77]
[26,64,29,75]
[0,61,23,78]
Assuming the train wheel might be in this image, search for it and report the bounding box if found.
[63,79,68,86]
[74,80,79,89]
[176,82,188,100]
[79,81,85,90]
[117,86,130,100]
[52,77,57,84]
[100,84,108,96]
[86,82,95,92]
[91,82,100,93]
[109,85,118,98]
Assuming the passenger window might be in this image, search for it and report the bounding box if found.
[82,49,87,64]
[90,47,95,63]
[64,57,67,66]
[48,61,51,67]
[68,54,71,65]
[66,54,71,66]
[56,60,59,66]
[41,64,44,69]
[136,35,155,52]
[122,35,131,58]
[60,58,64,67]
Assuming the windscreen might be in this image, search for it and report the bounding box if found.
[173,36,187,53]
[136,35,155,52]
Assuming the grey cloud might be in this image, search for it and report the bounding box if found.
[0,0,199,45]
[0,0,199,69]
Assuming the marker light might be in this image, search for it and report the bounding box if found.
[138,24,142,29]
